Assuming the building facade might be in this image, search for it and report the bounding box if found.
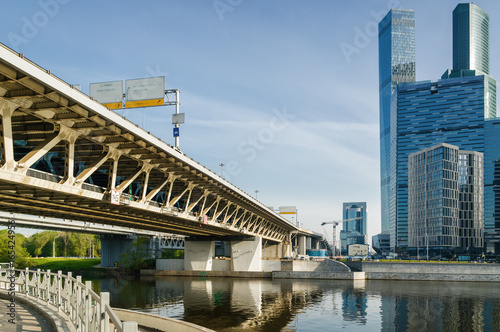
[372,233,391,254]
[378,9,416,237]
[408,143,484,256]
[340,202,367,255]
[453,3,490,75]
[380,3,500,254]
[484,118,500,255]
[390,75,495,251]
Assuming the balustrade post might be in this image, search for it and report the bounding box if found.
[46,269,51,303]
[57,270,62,312]
[76,275,82,330]
[100,292,110,332]
[36,269,41,300]
[67,272,72,318]
[85,280,91,331]
[25,267,29,296]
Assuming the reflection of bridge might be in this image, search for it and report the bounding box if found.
[106,277,364,331]
[0,43,329,271]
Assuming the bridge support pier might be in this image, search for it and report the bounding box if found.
[231,237,262,272]
[184,240,215,271]
[101,235,135,267]
[297,235,307,256]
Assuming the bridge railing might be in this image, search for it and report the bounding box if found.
[0,267,137,332]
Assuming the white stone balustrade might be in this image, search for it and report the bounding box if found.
[0,267,137,332]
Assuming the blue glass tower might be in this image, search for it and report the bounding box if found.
[484,119,500,255]
[378,9,415,237]
[453,3,490,75]
[390,75,496,251]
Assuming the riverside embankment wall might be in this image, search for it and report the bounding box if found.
[344,262,500,282]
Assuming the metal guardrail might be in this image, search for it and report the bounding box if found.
[0,267,137,332]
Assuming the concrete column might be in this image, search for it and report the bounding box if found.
[282,233,292,258]
[184,240,215,271]
[0,99,17,171]
[298,236,307,255]
[231,237,262,271]
[262,241,281,260]
[306,237,312,250]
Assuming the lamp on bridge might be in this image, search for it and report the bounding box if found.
[219,163,225,178]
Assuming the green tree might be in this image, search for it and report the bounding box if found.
[68,233,87,257]
[33,231,58,257]
[0,230,31,268]
[59,232,71,256]
[120,237,152,274]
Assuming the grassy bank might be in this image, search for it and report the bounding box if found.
[27,257,102,272]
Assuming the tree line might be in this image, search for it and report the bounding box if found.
[0,230,101,267]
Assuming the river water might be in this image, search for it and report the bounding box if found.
[92,276,500,331]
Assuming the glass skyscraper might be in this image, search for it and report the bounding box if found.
[408,143,484,256]
[378,9,415,236]
[380,3,500,254]
[484,118,500,255]
[453,3,490,75]
[390,75,496,251]
[340,202,367,255]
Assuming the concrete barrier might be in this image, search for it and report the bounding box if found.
[344,262,500,282]
[156,259,184,270]
[141,269,272,278]
[272,271,365,280]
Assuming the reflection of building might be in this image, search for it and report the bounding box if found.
[341,291,367,324]
[408,143,484,256]
[340,202,367,255]
[378,9,416,242]
[380,297,409,332]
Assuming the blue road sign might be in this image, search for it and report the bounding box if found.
[173,127,179,137]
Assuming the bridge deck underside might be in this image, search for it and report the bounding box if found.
[0,44,295,242]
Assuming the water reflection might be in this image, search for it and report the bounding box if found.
[93,277,500,331]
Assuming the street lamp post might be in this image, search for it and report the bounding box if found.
[254,190,259,199]
[219,163,225,178]
[53,234,60,258]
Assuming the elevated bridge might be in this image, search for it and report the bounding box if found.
[0,43,297,253]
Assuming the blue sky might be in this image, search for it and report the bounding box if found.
[2,0,500,243]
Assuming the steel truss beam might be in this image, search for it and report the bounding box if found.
[0,44,297,242]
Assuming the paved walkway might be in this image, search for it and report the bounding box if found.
[0,297,54,332]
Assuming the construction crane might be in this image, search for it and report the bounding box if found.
[321,217,363,256]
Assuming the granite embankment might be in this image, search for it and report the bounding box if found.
[344,261,500,282]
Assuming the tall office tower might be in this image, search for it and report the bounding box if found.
[453,3,489,74]
[484,119,500,255]
[378,9,415,239]
[390,75,495,251]
[408,143,484,256]
[340,202,367,255]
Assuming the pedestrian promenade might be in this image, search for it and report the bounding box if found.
[0,296,55,332]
